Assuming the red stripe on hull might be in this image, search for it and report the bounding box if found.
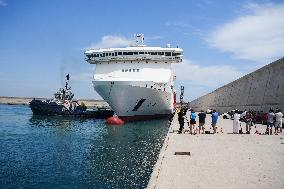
[119,114,172,122]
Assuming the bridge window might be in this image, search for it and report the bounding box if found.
[115,52,117,56]
[118,52,122,55]
[165,52,171,56]
[150,52,157,55]
[134,52,138,55]
[129,69,131,72]
[137,69,139,72]
[139,52,144,54]
[158,52,164,55]
[122,69,124,72]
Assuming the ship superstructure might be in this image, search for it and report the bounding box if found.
[85,34,183,121]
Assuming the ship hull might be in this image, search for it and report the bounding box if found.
[93,81,174,121]
[119,114,171,122]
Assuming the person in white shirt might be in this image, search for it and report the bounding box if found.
[233,111,240,134]
[275,109,283,133]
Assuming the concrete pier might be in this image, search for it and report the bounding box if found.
[147,113,284,189]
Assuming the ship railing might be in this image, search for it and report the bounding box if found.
[86,56,182,62]
[85,54,182,60]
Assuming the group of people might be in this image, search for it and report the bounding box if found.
[177,107,283,135]
[177,108,219,134]
[233,108,283,135]
[267,108,283,135]
[233,110,256,134]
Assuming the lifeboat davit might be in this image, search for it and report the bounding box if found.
[106,116,124,125]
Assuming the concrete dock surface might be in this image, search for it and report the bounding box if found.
[148,113,284,189]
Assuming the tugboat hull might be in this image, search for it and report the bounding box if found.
[29,99,114,118]
[30,100,69,115]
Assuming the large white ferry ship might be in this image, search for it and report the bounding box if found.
[85,34,183,121]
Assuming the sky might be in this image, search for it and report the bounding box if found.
[0,0,283,101]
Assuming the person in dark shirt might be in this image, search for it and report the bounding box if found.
[178,109,185,134]
[198,110,206,134]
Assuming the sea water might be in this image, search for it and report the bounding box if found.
[0,104,169,189]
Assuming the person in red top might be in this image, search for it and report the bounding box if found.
[244,112,252,134]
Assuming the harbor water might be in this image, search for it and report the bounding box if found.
[0,104,169,188]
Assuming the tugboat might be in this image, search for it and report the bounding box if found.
[29,74,114,118]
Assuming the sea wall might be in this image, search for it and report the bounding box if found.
[189,57,284,113]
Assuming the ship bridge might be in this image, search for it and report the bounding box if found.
[84,46,183,64]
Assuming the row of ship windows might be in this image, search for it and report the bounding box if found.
[88,51,181,58]
[122,69,139,72]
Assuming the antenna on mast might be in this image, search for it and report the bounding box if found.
[134,33,145,46]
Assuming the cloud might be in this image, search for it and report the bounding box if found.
[0,0,7,6]
[207,3,284,63]
[173,59,244,101]
[86,35,132,49]
[173,59,243,88]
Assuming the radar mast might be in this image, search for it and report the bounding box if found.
[134,33,146,47]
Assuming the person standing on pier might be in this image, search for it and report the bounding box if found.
[244,112,252,134]
[198,110,206,134]
[267,109,275,135]
[178,109,186,134]
[233,111,240,134]
[211,110,218,134]
[190,110,197,134]
[275,109,283,133]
